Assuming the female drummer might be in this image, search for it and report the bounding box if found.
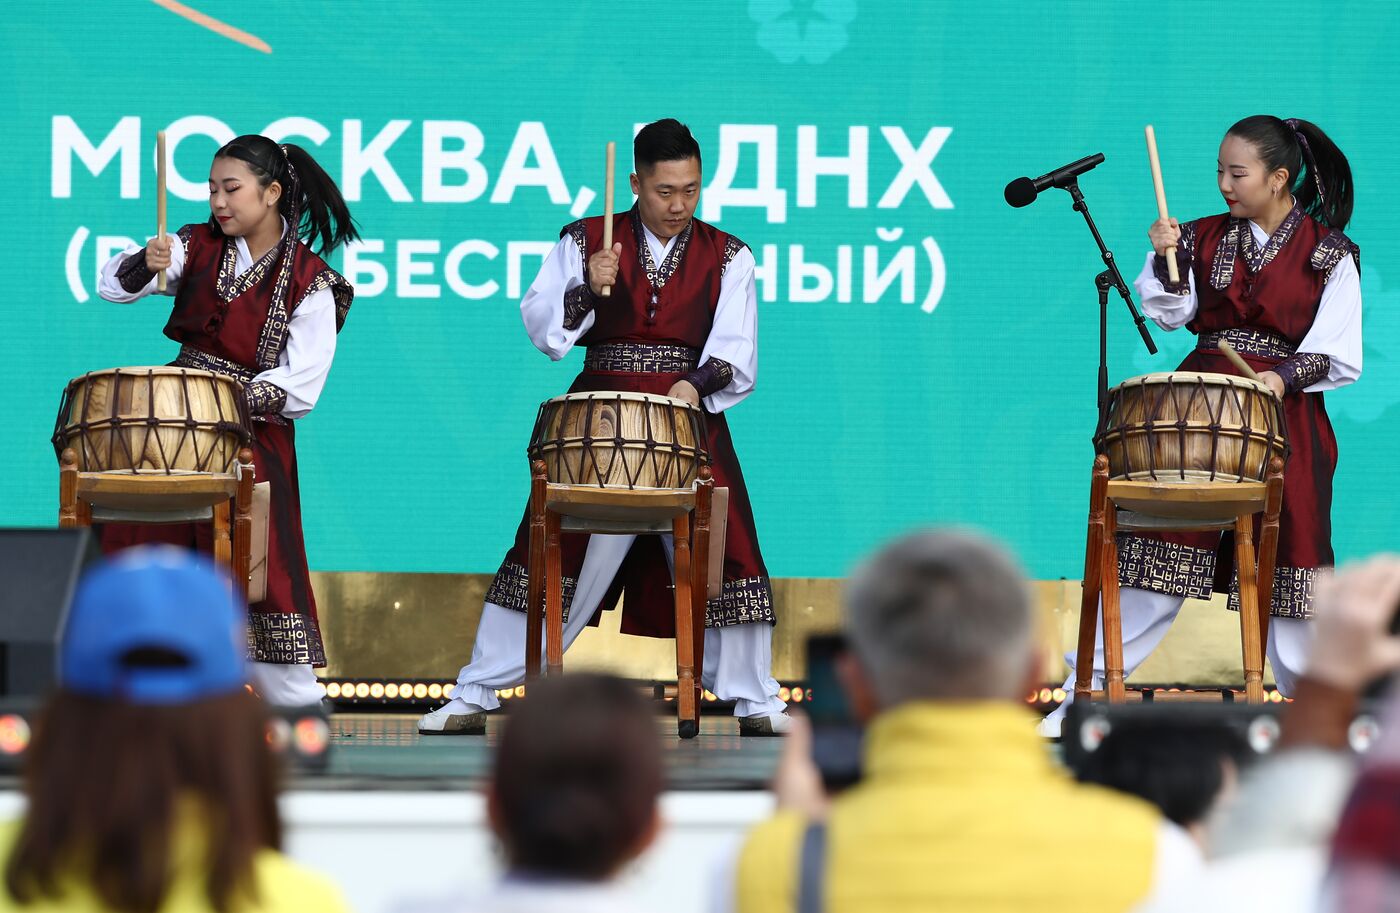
[96,135,357,707]
[1045,116,1361,736]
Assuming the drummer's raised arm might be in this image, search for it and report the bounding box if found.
[1133,248,1198,332]
[521,233,592,360]
[1132,218,1198,331]
[98,228,189,303]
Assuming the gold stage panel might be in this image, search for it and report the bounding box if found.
[311,573,1273,687]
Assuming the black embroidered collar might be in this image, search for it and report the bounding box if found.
[211,219,299,371]
[1209,204,1304,290]
[631,208,692,290]
[216,220,292,303]
[1239,204,1304,273]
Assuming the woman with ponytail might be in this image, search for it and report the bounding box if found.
[1043,116,1362,737]
[97,135,359,706]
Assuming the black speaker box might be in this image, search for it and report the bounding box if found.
[0,528,100,697]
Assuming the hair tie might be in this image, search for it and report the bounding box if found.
[278,144,300,190]
[1283,118,1325,203]
[277,144,301,246]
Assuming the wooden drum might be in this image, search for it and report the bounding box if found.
[53,367,251,475]
[1095,372,1287,483]
[528,392,708,490]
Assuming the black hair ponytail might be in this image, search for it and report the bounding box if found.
[213,135,360,255]
[280,143,359,254]
[1226,115,1354,230]
[1289,119,1353,231]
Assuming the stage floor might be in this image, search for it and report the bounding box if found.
[307,712,783,791]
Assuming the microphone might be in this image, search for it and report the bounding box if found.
[1004,153,1106,207]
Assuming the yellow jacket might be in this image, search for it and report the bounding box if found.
[736,702,1161,913]
[0,813,349,913]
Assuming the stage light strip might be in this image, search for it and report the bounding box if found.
[316,679,815,706]
[1023,686,1292,705]
[317,678,1290,708]
[320,680,455,702]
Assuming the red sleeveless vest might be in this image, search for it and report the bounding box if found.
[563,208,745,348]
[164,223,352,374]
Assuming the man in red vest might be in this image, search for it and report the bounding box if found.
[420,119,789,736]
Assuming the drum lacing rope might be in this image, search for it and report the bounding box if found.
[569,394,625,488]
[1225,380,1251,482]
[527,393,709,490]
[1096,373,1287,484]
[1142,375,1172,482]
[1204,377,1224,483]
[1186,376,1219,483]
[54,369,250,475]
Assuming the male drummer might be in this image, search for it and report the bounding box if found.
[419,119,789,735]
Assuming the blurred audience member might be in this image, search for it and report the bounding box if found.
[0,546,348,913]
[400,673,663,912]
[723,530,1195,913]
[1076,720,1249,851]
[1136,556,1400,913]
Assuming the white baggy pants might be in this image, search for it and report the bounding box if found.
[1057,586,1312,704]
[448,533,786,717]
[247,661,325,707]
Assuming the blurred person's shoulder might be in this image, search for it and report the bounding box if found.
[729,775,1172,912]
[0,819,25,907]
[731,810,808,911]
[0,820,68,911]
[0,818,19,851]
[0,821,349,913]
[1065,776,1167,823]
[247,848,352,912]
[391,879,651,913]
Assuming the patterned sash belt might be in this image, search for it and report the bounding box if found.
[173,346,288,425]
[173,345,258,383]
[1196,328,1296,360]
[583,343,700,374]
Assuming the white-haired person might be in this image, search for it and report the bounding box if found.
[720,530,1199,913]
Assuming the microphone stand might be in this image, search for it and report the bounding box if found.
[1061,178,1158,439]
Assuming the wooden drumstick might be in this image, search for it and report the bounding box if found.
[156,130,168,292]
[600,141,615,298]
[1145,125,1179,285]
[1217,339,1263,382]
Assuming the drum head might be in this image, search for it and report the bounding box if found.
[1110,371,1272,396]
[55,366,250,475]
[68,366,223,384]
[530,390,707,490]
[541,391,700,411]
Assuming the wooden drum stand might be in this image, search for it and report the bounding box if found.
[1074,454,1285,704]
[525,461,717,739]
[59,447,257,598]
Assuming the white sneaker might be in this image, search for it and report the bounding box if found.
[1037,701,1069,740]
[739,711,793,737]
[417,698,487,735]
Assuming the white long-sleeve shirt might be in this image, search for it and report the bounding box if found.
[1132,218,1362,393]
[96,222,337,419]
[520,219,759,413]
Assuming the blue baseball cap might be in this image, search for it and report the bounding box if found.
[60,546,245,704]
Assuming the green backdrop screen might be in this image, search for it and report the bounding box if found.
[4,2,1396,579]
